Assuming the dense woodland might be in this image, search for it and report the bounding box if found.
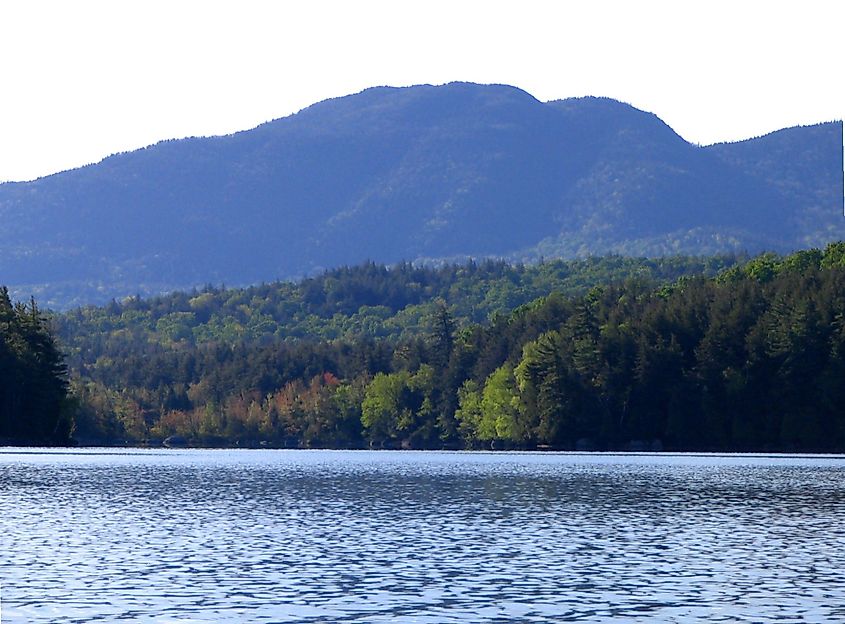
[5,248,845,450]
[32,247,843,452]
[56,255,735,348]
[0,288,71,443]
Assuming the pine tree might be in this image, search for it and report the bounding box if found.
[0,288,71,443]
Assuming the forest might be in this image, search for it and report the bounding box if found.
[4,247,845,450]
[22,246,837,452]
[48,255,730,444]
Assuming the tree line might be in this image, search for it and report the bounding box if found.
[51,245,845,452]
[54,255,736,349]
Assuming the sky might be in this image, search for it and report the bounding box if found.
[0,0,842,183]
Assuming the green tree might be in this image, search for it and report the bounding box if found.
[361,371,411,446]
[454,379,483,444]
[0,289,71,443]
[480,364,525,444]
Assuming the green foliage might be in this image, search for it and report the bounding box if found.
[480,364,524,443]
[454,380,483,443]
[361,365,438,447]
[0,289,71,443]
[52,246,845,452]
[743,253,781,282]
[361,371,412,445]
[820,241,845,269]
[55,256,737,353]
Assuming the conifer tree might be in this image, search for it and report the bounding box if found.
[0,288,71,443]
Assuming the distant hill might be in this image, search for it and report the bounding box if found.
[53,254,739,353]
[1,82,841,308]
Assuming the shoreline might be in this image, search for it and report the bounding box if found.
[3,444,845,459]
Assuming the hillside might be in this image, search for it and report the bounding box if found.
[54,254,737,353]
[1,82,842,308]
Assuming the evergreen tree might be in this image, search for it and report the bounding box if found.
[0,288,71,443]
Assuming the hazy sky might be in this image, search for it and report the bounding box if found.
[1,0,842,182]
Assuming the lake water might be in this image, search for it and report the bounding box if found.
[1,450,844,623]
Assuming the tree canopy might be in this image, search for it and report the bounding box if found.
[0,288,71,443]
[46,244,845,452]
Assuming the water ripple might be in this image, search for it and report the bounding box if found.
[1,450,844,622]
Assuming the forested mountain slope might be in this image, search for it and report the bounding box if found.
[2,83,841,308]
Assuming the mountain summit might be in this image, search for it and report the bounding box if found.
[1,82,842,307]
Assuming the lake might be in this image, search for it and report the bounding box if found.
[1,449,843,623]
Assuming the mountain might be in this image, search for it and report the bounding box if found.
[1,82,842,308]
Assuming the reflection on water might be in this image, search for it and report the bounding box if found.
[1,450,844,622]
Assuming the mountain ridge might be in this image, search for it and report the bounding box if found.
[1,82,842,308]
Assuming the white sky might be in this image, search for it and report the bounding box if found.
[0,0,842,183]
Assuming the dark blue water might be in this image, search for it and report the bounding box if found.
[1,449,844,622]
